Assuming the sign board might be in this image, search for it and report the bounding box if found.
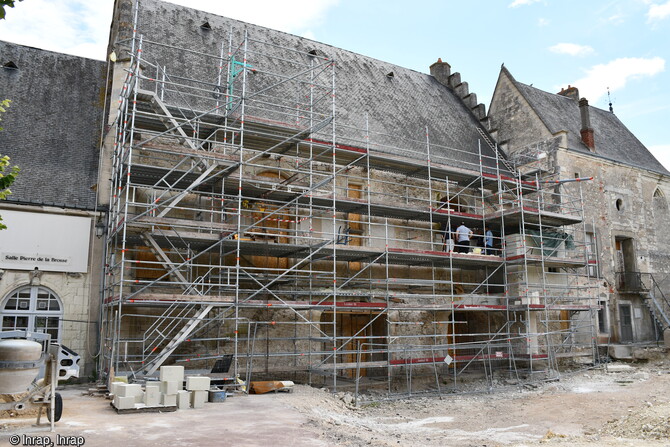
[443,354,453,366]
[0,210,91,273]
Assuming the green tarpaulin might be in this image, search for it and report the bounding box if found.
[527,230,575,256]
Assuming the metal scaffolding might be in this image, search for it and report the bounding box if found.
[99,11,601,398]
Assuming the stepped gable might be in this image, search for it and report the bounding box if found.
[111,0,508,175]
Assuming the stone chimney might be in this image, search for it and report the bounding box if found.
[429,58,489,122]
[429,58,451,87]
[558,85,580,101]
[107,0,135,61]
[579,98,595,151]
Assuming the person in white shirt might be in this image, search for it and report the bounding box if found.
[455,222,472,253]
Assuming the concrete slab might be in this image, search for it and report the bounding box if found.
[177,390,190,410]
[144,384,160,406]
[186,376,210,391]
[191,390,208,409]
[608,344,634,360]
[160,366,185,383]
[161,380,179,395]
[161,394,177,407]
[112,395,135,410]
[607,363,635,372]
[116,384,143,399]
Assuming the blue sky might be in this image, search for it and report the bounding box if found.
[1,0,669,169]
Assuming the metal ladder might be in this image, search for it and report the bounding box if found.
[477,127,516,175]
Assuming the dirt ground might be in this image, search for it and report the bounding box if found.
[1,348,670,447]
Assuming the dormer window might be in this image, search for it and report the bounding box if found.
[3,61,18,70]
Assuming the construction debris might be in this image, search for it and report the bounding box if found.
[249,381,295,394]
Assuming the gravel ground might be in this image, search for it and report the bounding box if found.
[1,347,669,447]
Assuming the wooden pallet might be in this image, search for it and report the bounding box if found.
[110,402,178,414]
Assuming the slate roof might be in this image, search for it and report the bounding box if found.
[116,0,505,174]
[0,41,106,210]
[507,69,669,176]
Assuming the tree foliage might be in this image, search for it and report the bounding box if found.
[0,98,10,131]
[0,0,22,20]
[0,99,20,230]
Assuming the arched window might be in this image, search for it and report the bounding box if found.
[653,187,666,200]
[1,286,63,342]
[653,187,668,212]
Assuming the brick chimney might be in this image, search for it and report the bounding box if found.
[558,85,580,101]
[579,98,595,151]
[429,58,451,87]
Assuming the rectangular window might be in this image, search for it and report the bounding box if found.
[2,315,29,331]
[35,316,60,341]
[585,232,599,277]
[597,300,609,334]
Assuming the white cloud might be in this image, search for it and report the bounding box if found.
[647,1,670,22]
[549,43,595,57]
[0,0,113,60]
[301,30,317,40]
[537,18,550,27]
[0,1,339,61]
[606,13,625,24]
[509,0,540,7]
[649,145,670,170]
[165,0,339,36]
[572,57,665,102]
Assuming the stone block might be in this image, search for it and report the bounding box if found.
[191,390,208,409]
[454,81,469,98]
[665,328,670,348]
[113,395,136,410]
[608,345,634,360]
[462,93,477,109]
[116,383,143,399]
[159,365,184,383]
[160,380,180,395]
[448,72,461,89]
[177,390,190,410]
[607,363,634,372]
[161,393,177,407]
[144,383,160,406]
[109,382,121,396]
[185,375,210,391]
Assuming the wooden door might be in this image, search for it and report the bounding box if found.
[619,304,633,342]
[347,183,363,272]
[250,171,290,270]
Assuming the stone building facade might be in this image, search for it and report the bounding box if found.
[0,42,106,377]
[1,0,667,389]
[489,66,670,348]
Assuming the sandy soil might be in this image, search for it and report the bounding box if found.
[283,347,670,447]
[1,348,669,447]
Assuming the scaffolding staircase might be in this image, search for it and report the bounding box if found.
[477,127,516,175]
[136,89,200,151]
[141,233,191,287]
[141,303,215,375]
[642,274,670,331]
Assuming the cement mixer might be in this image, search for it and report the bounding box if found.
[0,330,78,431]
